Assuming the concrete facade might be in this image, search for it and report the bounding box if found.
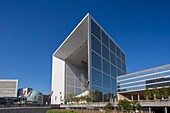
[0,79,18,97]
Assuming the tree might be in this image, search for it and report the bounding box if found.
[160,86,169,99]
[117,100,132,113]
[104,102,113,110]
[152,86,160,99]
[169,87,170,98]
[144,87,151,100]
[66,94,75,103]
[91,90,101,102]
[84,95,91,103]
[73,97,80,103]
[131,100,141,112]
[118,100,141,113]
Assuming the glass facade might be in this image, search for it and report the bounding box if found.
[117,64,170,92]
[65,61,88,95]
[91,19,126,102]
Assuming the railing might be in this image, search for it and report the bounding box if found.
[139,99,170,107]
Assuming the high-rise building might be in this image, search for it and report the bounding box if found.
[51,13,126,104]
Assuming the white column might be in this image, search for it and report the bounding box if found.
[149,107,151,113]
[165,107,167,113]
[131,95,133,101]
[138,94,140,101]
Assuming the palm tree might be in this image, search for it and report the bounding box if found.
[160,86,169,99]
[152,86,160,99]
[91,90,101,102]
[169,87,170,99]
[73,97,80,104]
[67,94,75,103]
[104,102,113,111]
[144,87,151,100]
[131,100,141,112]
[117,99,132,113]
[84,95,91,103]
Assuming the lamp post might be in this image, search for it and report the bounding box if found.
[114,96,117,112]
[42,90,44,105]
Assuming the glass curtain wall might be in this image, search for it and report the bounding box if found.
[90,19,126,102]
[65,61,88,96]
[117,64,170,92]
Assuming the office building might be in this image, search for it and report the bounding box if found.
[51,13,126,104]
[117,64,170,100]
[0,79,18,97]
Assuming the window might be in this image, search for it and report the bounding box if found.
[66,76,74,86]
[92,68,102,86]
[111,65,116,77]
[117,57,121,69]
[91,35,101,55]
[116,46,121,58]
[91,19,101,40]
[103,59,110,74]
[67,86,74,94]
[110,51,116,65]
[103,73,110,88]
[102,30,109,47]
[75,79,81,87]
[117,68,122,76]
[75,88,81,95]
[102,44,109,61]
[111,78,116,91]
[92,51,101,70]
[122,62,126,72]
[121,51,126,62]
[110,39,115,53]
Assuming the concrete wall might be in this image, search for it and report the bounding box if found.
[0,79,18,97]
[51,56,65,105]
[0,107,50,113]
[140,100,170,107]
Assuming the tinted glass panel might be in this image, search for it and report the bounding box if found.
[92,68,102,86]
[117,68,122,76]
[122,62,126,72]
[102,45,109,61]
[91,35,101,55]
[116,46,121,58]
[118,71,170,84]
[110,39,115,53]
[103,59,110,74]
[103,73,110,88]
[117,57,121,69]
[92,51,101,70]
[102,30,109,47]
[111,78,116,91]
[121,51,126,62]
[111,65,116,77]
[110,51,116,65]
[91,19,101,40]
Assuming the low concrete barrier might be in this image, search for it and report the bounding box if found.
[60,102,117,108]
[0,107,50,113]
[139,99,170,107]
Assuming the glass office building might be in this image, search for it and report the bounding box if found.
[117,64,170,93]
[51,13,126,104]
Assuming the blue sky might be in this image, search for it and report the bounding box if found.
[0,0,170,94]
